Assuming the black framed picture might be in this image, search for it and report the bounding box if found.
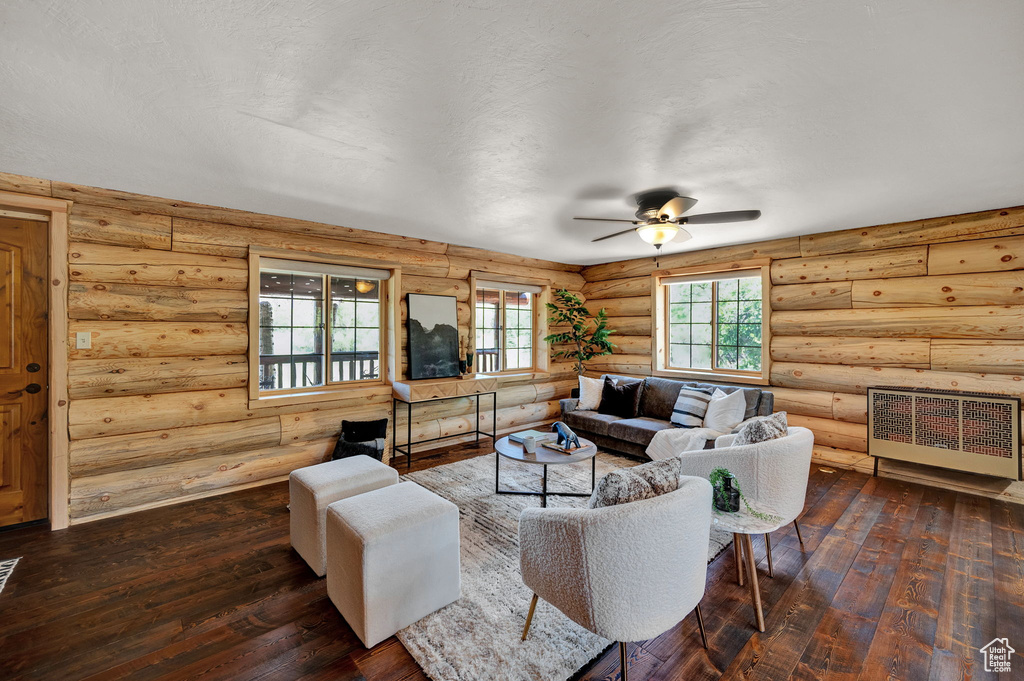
[407,293,460,379]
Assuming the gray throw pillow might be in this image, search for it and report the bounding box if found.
[588,457,683,508]
[733,412,788,445]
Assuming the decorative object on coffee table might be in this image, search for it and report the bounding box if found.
[494,435,597,507]
[407,293,460,379]
[543,289,616,375]
[550,420,581,449]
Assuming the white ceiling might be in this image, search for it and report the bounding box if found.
[2,1,1023,265]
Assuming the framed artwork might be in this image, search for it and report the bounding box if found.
[407,293,460,379]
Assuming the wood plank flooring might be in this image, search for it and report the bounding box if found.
[0,443,1021,681]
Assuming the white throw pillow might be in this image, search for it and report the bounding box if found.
[703,389,747,432]
[578,375,603,411]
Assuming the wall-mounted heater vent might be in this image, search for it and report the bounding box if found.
[868,386,1022,480]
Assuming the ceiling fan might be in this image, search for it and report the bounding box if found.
[575,190,761,251]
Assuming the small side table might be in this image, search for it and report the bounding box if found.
[712,506,784,633]
[494,436,598,507]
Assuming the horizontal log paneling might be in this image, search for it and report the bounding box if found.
[446,256,585,291]
[770,336,930,367]
[608,335,652,355]
[928,234,1024,275]
[798,205,1024,256]
[280,404,393,445]
[401,275,470,301]
[67,321,247,359]
[445,243,583,274]
[69,283,247,322]
[68,355,247,398]
[68,418,282,476]
[601,316,652,336]
[771,362,1024,397]
[770,281,852,310]
[53,180,447,254]
[771,306,1024,339]
[770,246,927,284]
[831,393,867,424]
[584,296,650,318]
[768,386,835,420]
[581,276,651,300]
[930,340,1024,375]
[0,171,51,196]
[68,386,392,439]
[581,237,801,282]
[69,253,247,288]
[850,270,1024,307]
[69,440,333,520]
[787,414,867,451]
[69,241,247,269]
[173,218,452,278]
[68,204,172,250]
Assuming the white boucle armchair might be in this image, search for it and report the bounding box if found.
[684,428,811,581]
[518,476,713,681]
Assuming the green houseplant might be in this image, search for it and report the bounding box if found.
[543,289,616,376]
[708,467,781,523]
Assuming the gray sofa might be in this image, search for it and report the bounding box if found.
[560,375,775,459]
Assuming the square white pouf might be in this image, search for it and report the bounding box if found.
[326,481,461,648]
[289,455,399,577]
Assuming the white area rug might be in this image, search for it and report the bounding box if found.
[397,452,731,681]
[0,557,19,595]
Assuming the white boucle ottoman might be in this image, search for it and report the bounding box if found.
[326,481,461,648]
[289,455,399,577]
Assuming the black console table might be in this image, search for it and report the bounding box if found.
[391,377,498,468]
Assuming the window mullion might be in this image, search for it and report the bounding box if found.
[710,282,719,371]
[322,274,330,385]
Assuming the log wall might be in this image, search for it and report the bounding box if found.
[581,204,1024,499]
[2,171,583,523]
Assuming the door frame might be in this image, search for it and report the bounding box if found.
[0,190,71,530]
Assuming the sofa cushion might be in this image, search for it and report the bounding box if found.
[638,377,685,421]
[563,410,624,437]
[686,382,762,420]
[588,456,683,508]
[670,385,715,428]
[598,376,642,418]
[608,417,676,446]
[734,411,789,445]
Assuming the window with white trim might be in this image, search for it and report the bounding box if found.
[474,281,539,373]
[257,258,389,391]
[656,267,768,381]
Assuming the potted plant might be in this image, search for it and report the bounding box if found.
[543,289,616,376]
[708,467,781,523]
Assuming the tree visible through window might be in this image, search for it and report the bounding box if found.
[475,287,534,372]
[667,275,762,373]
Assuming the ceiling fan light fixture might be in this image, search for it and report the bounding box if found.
[635,223,679,246]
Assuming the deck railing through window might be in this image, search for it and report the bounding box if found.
[259,351,380,390]
[476,348,499,373]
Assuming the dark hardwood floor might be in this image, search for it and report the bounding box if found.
[0,442,1021,680]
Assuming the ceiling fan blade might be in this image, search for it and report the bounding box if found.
[574,217,637,223]
[591,227,639,242]
[682,210,761,225]
[658,196,698,220]
[672,226,693,243]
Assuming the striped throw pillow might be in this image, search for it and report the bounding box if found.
[670,385,715,428]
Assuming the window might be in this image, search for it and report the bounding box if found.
[655,266,769,382]
[256,257,389,393]
[474,281,540,373]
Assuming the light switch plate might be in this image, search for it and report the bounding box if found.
[75,331,91,349]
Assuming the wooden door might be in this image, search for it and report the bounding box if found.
[0,217,48,527]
